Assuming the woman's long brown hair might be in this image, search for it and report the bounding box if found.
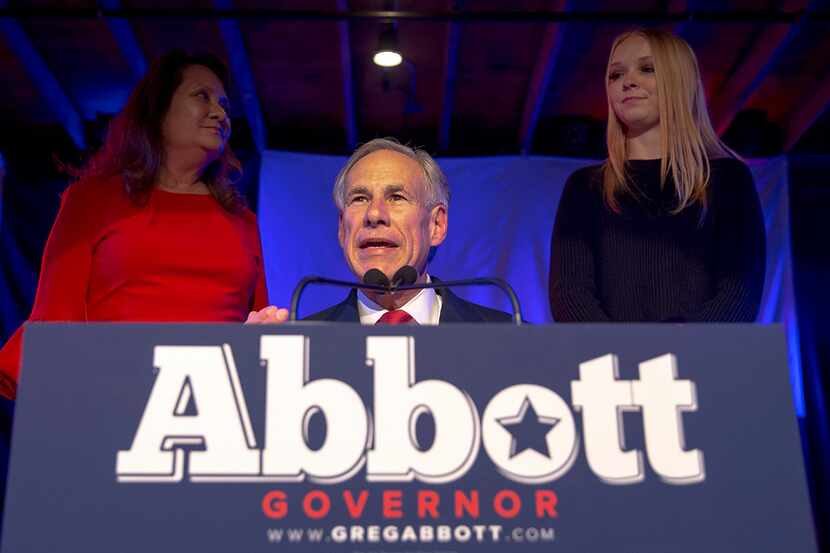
[80,50,244,212]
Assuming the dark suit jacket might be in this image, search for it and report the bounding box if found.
[304,277,513,323]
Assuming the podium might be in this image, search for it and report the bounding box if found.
[1,323,818,552]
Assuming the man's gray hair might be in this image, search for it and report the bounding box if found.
[333,138,450,211]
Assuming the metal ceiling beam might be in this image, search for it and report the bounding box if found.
[99,0,147,80]
[519,0,568,155]
[438,21,459,152]
[0,13,86,149]
[0,7,820,23]
[214,0,266,153]
[784,71,830,150]
[710,0,809,136]
[338,0,357,151]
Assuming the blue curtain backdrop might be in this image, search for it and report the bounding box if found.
[259,152,804,415]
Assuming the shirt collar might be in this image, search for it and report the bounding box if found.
[357,274,441,325]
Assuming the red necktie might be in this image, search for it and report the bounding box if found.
[376,310,417,325]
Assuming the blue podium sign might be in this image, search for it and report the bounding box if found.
[1,323,818,552]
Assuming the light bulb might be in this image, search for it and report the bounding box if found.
[373,50,403,67]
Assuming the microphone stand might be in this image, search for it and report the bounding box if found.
[289,276,388,321]
[290,276,523,325]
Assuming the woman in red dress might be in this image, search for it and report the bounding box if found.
[0,51,269,401]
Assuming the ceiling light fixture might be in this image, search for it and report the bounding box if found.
[373,24,402,68]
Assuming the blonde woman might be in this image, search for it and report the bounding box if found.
[549,29,765,322]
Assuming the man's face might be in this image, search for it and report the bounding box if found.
[338,149,447,282]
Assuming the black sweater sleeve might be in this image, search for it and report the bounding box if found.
[548,167,611,322]
[685,160,766,322]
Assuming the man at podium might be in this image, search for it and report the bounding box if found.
[248,138,512,325]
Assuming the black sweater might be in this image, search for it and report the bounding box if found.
[549,158,766,322]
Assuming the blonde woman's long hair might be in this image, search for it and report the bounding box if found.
[603,28,736,214]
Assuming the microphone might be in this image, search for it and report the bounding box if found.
[363,268,390,288]
[391,265,418,287]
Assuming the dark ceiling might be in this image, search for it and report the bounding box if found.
[0,0,828,159]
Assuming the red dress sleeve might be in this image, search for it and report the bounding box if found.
[0,179,100,399]
[251,262,269,312]
[246,209,269,312]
